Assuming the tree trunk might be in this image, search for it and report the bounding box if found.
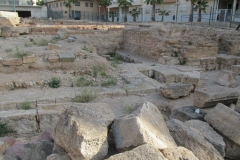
[124,5,127,22]
[105,6,107,21]
[198,9,201,22]
[189,3,193,22]
[161,15,164,21]
[152,5,155,21]
[134,15,136,22]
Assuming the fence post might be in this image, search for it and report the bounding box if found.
[209,6,212,26]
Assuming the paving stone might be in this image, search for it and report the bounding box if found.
[23,55,35,64]
[2,58,22,66]
[48,54,59,63]
[48,43,61,50]
[160,83,193,99]
[59,52,75,62]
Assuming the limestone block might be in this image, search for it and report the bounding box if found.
[205,103,240,146]
[1,26,12,37]
[166,39,179,44]
[112,102,177,151]
[11,27,29,34]
[106,144,168,160]
[0,11,20,26]
[11,31,19,37]
[161,147,199,160]
[217,56,236,70]
[232,65,240,75]
[2,58,22,66]
[193,86,240,108]
[186,58,200,67]
[0,141,6,154]
[59,52,75,62]
[170,106,206,122]
[200,57,216,70]
[224,136,240,160]
[159,83,193,99]
[53,104,115,160]
[216,70,237,88]
[47,43,61,50]
[23,55,35,64]
[185,120,226,157]
[48,54,59,63]
[167,119,223,160]
[22,141,54,160]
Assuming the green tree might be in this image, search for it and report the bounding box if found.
[36,0,44,6]
[99,0,112,21]
[64,0,72,18]
[145,0,163,21]
[109,11,117,22]
[129,7,140,22]
[186,0,198,22]
[117,0,133,22]
[159,9,170,21]
[194,0,208,22]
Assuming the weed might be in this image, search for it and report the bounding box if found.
[100,70,107,77]
[188,41,193,45]
[73,88,97,103]
[5,48,12,53]
[14,46,31,58]
[111,61,118,67]
[122,104,134,114]
[24,42,33,47]
[0,122,14,137]
[101,76,117,87]
[29,38,34,42]
[172,51,179,57]
[20,101,31,110]
[92,66,99,78]
[9,86,15,90]
[76,77,93,87]
[34,39,49,46]
[109,52,116,57]
[82,55,87,59]
[82,45,88,51]
[48,77,61,88]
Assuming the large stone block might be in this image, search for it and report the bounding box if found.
[11,27,29,34]
[1,26,12,37]
[53,104,115,160]
[59,52,75,62]
[167,119,223,160]
[2,58,22,66]
[23,56,35,64]
[159,83,193,99]
[0,141,6,154]
[22,141,54,160]
[161,147,199,160]
[232,65,240,75]
[48,54,59,63]
[216,70,237,88]
[205,103,240,146]
[170,106,206,122]
[224,136,240,160]
[0,11,20,26]
[185,120,225,157]
[112,102,176,151]
[106,144,168,160]
[48,43,61,50]
[193,86,240,108]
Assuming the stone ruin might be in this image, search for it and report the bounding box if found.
[0,11,240,160]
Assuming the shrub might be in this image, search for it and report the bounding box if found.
[92,66,99,78]
[73,88,97,103]
[48,77,61,88]
[188,41,193,45]
[34,39,49,46]
[20,101,31,110]
[172,51,179,57]
[24,42,33,47]
[14,46,31,58]
[0,122,14,137]
[5,48,12,53]
[101,76,117,87]
[76,77,93,87]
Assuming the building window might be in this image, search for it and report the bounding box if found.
[49,4,51,8]
[90,3,93,7]
[145,9,150,14]
[65,11,67,14]
[75,1,80,6]
[60,2,62,7]
[9,0,19,5]
[56,3,58,7]
[85,2,88,7]
[52,3,55,8]
[155,8,160,13]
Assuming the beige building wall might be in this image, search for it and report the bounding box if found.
[47,0,98,19]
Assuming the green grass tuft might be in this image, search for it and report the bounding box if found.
[20,101,31,110]
[73,88,97,103]
[101,76,117,87]
[0,122,14,137]
[76,77,93,87]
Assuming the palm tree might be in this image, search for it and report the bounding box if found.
[99,0,112,21]
[159,9,170,21]
[64,0,72,18]
[117,0,133,22]
[129,7,140,22]
[186,0,198,22]
[109,11,117,22]
[145,0,163,21]
[194,0,208,22]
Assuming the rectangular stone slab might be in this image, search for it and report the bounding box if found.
[59,52,75,62]
[193,86,240,108]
